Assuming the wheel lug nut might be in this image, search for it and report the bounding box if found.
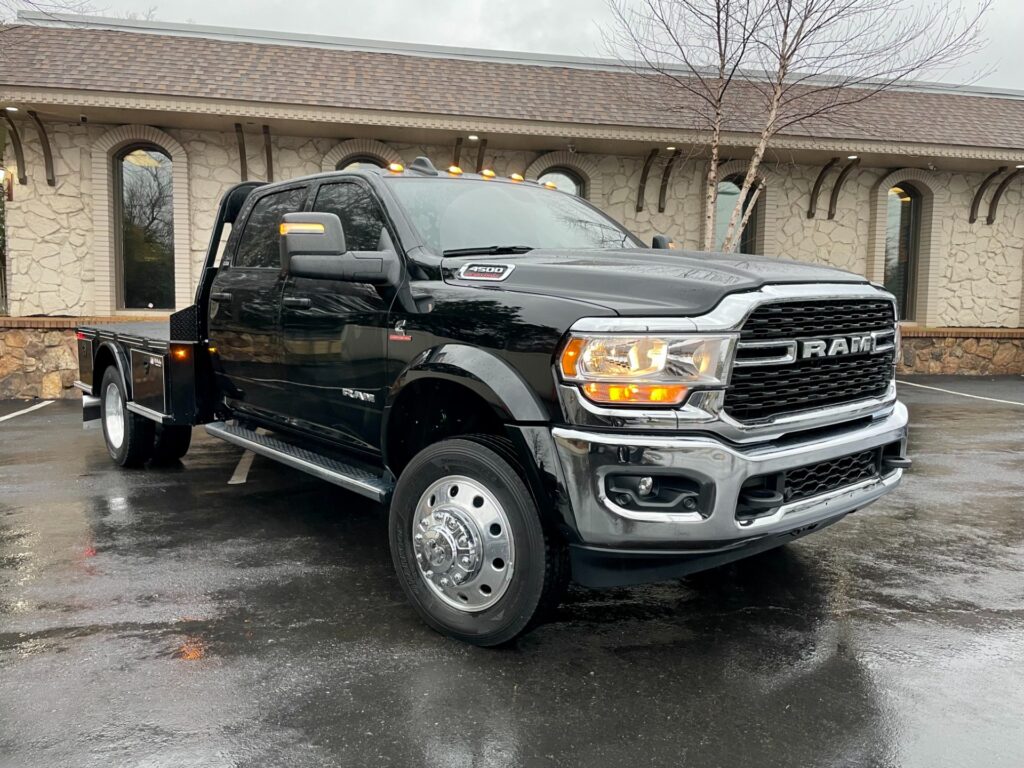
[446,519,458,530]
[414,533,423,541]
[460,556,470,565]
[439,577,450,586]
[452,574,463,584]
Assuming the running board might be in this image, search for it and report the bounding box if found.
[205,421,393,503]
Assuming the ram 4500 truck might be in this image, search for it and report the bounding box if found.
[75,156,910,645]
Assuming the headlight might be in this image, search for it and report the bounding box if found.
[559,334,735,406]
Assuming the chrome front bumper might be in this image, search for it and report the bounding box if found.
[552,401,908,551]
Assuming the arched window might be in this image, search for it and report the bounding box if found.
[885,184,921,320]
[337,155,386,171]
[116,145,174,309]
[538,167,585,196]
[715,175,758,254]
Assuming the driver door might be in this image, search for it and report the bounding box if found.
[278,180,393,454]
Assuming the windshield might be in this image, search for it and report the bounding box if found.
[385,177,641,254]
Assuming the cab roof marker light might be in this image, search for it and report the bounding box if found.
[448,165,463,176]
[509,173,524,182]
[543,181,558,189]
[387,162,404,173]
[480,169,496,179]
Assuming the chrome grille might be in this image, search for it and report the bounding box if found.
[725,299,896,422]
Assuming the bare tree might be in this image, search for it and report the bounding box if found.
[606,0,991,253]
[0,0,93,23]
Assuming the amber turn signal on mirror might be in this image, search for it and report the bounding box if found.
[279,221,326,235]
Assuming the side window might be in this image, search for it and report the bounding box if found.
[233,187,307,268]
[313,183,387,252]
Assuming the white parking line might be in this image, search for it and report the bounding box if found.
[228,450,255,485]
[0,400,55,423]
[897,379,1024,407]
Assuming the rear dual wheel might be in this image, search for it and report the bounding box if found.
[389,437,568,646]
[99,367,191,467]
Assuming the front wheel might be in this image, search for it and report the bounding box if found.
[389,437,567,646]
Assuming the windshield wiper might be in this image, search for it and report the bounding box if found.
[442,245,535,257]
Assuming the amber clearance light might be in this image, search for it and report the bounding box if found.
[279,221,325,235]
[582,382,688,405]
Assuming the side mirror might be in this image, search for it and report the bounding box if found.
[652,235,678,250]
[281,211,400,285]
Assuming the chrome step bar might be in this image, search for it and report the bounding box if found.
[205,421,392,503]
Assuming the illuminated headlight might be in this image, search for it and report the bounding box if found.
[559,334,736,406]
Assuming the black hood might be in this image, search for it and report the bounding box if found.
[442,248,869,316]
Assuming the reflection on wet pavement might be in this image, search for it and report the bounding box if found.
[1,381,1022,767]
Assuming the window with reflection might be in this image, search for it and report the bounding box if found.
[714,175,758,254]
[117,146,174,309]
[338,156,386,171]
[537,167,585,197]
[885,184,920,320]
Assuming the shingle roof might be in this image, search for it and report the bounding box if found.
[3,23,1024,150]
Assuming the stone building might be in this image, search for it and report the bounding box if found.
[1,12,1023,397]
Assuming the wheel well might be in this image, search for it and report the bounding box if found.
[385,378,504,476]
[93,345,118,393]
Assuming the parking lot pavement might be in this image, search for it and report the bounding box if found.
[1,380,1022,768]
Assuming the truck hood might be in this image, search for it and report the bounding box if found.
[442,248,869,315]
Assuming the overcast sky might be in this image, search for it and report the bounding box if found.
[86,0,1023,91]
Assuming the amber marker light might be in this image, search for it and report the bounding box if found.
[387,162,404,173]
[448,165,464,175]
[171,345,190,361]
[480,168,496,179]
[509,173,524,182]
[543,181,558,189]
[279,221,325,235]
[559,338,586,377]
[582,382,687,405]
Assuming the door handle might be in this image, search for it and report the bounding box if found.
[210,292,233,302]
[282,296,312,308]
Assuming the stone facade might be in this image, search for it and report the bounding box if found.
[4,121,1024,328]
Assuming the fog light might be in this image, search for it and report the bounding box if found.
[637,476,654,497]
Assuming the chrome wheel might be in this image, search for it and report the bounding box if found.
[412,475,514,612]
[103,381,125,449]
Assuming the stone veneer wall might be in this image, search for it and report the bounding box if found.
[3,121,1023,327]
[0,316,162,400]
[897,328,1024,375]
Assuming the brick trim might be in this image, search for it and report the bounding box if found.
[321,138,401,172]
[90,124,192,314]
[524,151,603,203]
[0,315,168,329]
[900,325,1024,338]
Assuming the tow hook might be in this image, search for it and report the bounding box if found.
[882,456,913,471]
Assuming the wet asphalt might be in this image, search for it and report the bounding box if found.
[1,377,1022,767]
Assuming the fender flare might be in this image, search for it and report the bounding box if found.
[94,341,133,398]
[386,344,548,423]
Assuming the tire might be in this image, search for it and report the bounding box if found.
[389,436,567,646]
[99,366,154,468]
[152,424,192,463]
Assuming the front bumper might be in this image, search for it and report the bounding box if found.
[552,402,908,585]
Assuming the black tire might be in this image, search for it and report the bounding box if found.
[389,436,567,646]
[99,366,154,468]
[152,424,192,463]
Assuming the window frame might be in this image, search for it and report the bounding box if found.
[113,142,175,310]
[537,166,586,197]
[715,173,760,255]
[336,154,387,172]
[226,183,312,270]
[884,182,922,321]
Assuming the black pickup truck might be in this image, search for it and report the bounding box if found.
[75,156,910,645]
